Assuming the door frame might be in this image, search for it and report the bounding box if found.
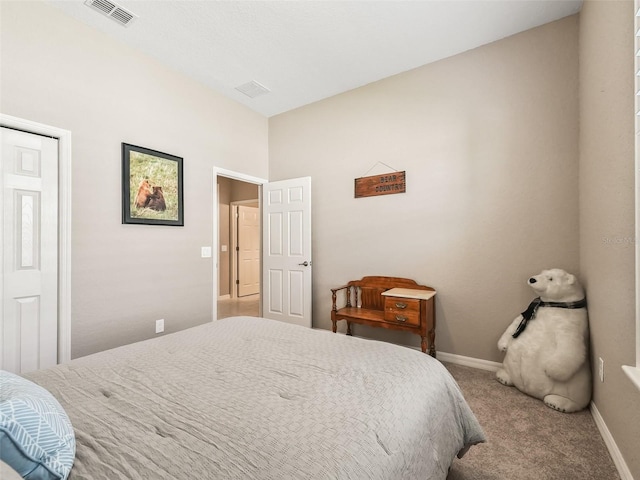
[0,114,72,364]
[212,167,266,321]
[230,200,259,299]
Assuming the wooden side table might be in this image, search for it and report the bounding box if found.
[382,288,437,356]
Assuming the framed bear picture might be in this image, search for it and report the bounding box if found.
[122,143,184,226]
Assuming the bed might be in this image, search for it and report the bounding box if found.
[3,316,485,479]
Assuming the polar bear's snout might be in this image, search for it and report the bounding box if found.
[528,277,537,284]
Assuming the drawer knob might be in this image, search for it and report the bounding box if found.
[395,302,407,309]
[395,315,407,322]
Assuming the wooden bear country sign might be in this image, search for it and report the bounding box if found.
[354,171,406,198]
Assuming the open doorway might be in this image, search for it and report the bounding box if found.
[217,175,261,320]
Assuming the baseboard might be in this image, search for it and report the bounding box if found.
[436,351,502,372]
[218,294,231,300]
[590,402,634,480]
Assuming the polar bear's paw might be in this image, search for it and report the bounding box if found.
[496,368,513,386]
[543,394,582,413]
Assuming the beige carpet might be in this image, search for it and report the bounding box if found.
[444,363,620,480]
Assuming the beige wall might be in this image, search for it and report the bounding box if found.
[0,1,269,358]
[270,16,580,362]
[579,1,639,477]
[231,181,260,202]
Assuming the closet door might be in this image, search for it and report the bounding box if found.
[1,127,58,373]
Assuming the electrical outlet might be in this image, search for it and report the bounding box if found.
[598,357,604,382]
[155,319,164,334]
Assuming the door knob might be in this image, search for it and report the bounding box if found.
[298,261,311,267]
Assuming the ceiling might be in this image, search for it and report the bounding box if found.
[48,0,583,118]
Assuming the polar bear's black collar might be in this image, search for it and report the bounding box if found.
[512,297,587,338]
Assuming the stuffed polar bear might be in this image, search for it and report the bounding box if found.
[496,268,591,413]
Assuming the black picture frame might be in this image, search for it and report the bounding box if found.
[122,143,184,226]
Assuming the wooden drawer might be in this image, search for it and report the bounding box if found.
[383,297,420,326]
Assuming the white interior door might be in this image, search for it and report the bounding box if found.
[1,127,59,374]
[262,177,312,328]
[237,205,260,297]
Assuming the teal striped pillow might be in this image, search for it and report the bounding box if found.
[0,371,75,480]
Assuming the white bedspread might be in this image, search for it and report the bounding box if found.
[26,316,485,479]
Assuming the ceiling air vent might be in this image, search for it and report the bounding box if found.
[84,0,137,27]
[235,81,271,99]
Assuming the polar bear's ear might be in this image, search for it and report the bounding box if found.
[567,274,576,285]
